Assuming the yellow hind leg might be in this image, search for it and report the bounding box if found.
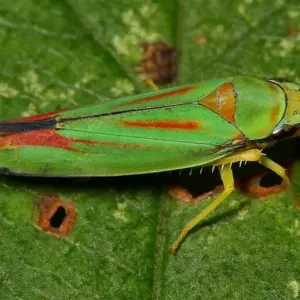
[169,149,297,254]
[170,164,234,254]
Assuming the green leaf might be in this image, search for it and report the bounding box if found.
[1,1,300,299]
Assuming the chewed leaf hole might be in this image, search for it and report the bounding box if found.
[259,173,283,188]
[241,171,287,198]
[49,206,67,228]
[37,196,76,237]
[169,167,223,205]
[169,185,223,205]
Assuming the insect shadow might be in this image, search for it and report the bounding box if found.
[167,137,299,206]
[0,138,299,208]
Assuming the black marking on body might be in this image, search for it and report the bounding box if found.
[0,118,57,133]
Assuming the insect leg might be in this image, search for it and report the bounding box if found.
[259,156,300,208]
[212,149,263,165]
[169,149,297,254]
[143,78,159,91]
[170,164,234,255]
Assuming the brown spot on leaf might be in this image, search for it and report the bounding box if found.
[37,195,76,237]
[194,32,208,46]
[136,41,177,84]
[288,27,298,36]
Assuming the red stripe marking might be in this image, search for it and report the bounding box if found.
[116,86,195,108]
[122,120,201,130]
[11,109,66,122]
[0,132,11,137]
[0,129,143,152]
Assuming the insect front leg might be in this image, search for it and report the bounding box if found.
[170,164,234,255]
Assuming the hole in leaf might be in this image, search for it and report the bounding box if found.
[37,196,76,237]
[240,170,288,198]
[169,167,223,205]
[259,172,283,188]
[49,206,67,228]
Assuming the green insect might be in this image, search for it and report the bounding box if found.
[1,76,300,254]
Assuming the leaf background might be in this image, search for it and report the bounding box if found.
[1,0,300,299]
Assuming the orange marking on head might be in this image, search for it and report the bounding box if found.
[201,82,236,123]
[116,86,195,108]
[232,133,244,141]
[271,106,280,123]
[122,120,201,130]
[268,83,282,124]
